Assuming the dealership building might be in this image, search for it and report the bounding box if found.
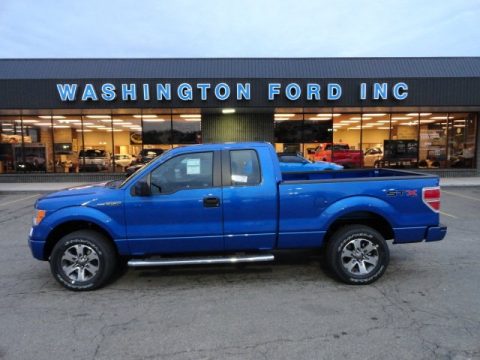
[0,57,479,180]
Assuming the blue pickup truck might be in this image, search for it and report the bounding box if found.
[29,142,446,291]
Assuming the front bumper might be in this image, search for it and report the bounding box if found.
[425,224,447,242]
[28,227,46,260]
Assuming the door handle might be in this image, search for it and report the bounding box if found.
[203,196,220,207]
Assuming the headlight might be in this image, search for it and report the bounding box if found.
[33,209,46,226]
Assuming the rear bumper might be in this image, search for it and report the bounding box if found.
[393,224,447,244]
[425,224,447,242]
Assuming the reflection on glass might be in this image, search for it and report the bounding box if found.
[419,113,447,168]
[0,116,23,172]
[274,112,303,154]
[172,112,201,145]
[142,113,172,147]
[448,113,476,168]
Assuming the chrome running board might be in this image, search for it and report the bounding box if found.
[128,254,274,267]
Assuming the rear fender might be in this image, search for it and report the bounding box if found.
[321,196,397,231]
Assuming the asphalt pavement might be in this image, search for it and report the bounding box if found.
[0,189,479,359]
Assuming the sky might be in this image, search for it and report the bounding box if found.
[0,0,479,58]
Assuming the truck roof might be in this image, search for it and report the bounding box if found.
[168,142,273,155]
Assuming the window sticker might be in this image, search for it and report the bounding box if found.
[231,174,248,183]
[186,158,201,175]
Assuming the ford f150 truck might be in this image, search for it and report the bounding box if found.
[28,142,446,291]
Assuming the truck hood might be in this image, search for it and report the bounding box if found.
[36,182,122,211]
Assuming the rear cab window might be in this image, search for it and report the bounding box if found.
[229,150,261,186]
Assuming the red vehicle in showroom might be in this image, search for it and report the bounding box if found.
[313,143,363,168]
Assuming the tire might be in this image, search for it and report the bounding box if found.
[326,225,389,285]
[50,230,118,291]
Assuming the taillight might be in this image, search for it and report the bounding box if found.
[423,187,440,212]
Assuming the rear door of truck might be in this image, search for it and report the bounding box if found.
[221,146,278,251]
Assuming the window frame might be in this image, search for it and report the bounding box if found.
[222,149,262,187]
[145,150,220,195]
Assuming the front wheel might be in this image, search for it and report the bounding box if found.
[326,225,389,285]
[50,230,118,291]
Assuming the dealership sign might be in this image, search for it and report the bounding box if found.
[56,82,409,103]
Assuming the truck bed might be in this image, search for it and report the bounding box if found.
[281,168,433,182]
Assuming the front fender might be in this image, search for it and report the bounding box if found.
[32,206,125,243]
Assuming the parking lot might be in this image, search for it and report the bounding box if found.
[0,188,479,360]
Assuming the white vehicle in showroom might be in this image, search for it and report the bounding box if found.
[113,154,134,168]
[363,147,383,167]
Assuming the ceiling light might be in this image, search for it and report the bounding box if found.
[430,116,451,120]
[377,126,391,130]
[315,114,333,117]
[222,109,235,114]
[143,119,166,122]
[274,113,295,117]
[275,118,290,121]
[184,119,201,122]
[340,120,359,123]
[391,116,412,120]
[76,129,92,132]
[406,113,432,116]
[134,115,158,118]
[180,114,201,118]
[308,117,332,121]
[453,125,465,128]
[363,113,386,117]
[38,115,65,119]
[35,122,53,126]
[15,119,39,123]
[86,115,110,119]
[58,119,81,123]
[420,120,436,123]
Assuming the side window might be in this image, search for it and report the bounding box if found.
[150,152,213,194]
[230,150,261,186]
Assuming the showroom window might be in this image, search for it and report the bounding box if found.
[274,110,303,154]
[331,113,362,168]
[447,113,477,168]
[172,110,202,146]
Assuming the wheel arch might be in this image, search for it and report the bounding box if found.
[324,211,394,244]
[43,220,118,260]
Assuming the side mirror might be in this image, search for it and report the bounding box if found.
[133,181,151,196]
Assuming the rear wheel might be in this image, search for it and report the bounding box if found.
[50,230,117,291]
[326,225,389,284]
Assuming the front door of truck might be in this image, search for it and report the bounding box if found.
[125,151,223,255]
